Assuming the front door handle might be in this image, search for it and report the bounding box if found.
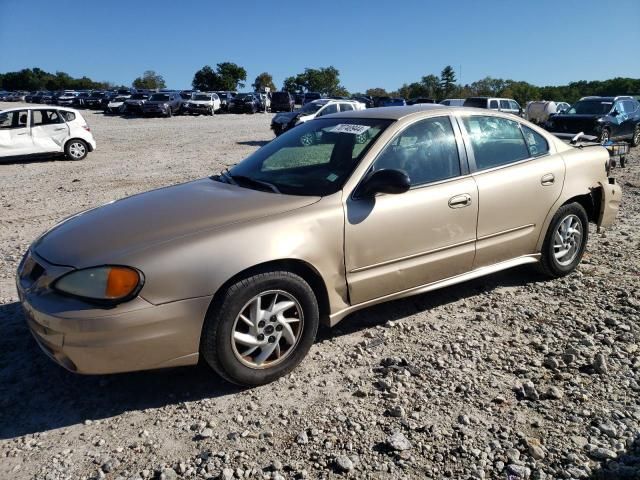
[17,132,28,135]
[54,127,66,131]
[541,173,555,186]
[449,194,472,208]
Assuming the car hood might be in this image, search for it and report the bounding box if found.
[547,114,601,133]
[273,111,300,123]
[144,100,169,106]
[34,178,320,268]
[188,100,212,104]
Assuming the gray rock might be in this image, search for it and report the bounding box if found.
[388,405,405,418]
[296,431,309,444]
[220,468,234,480]
[386,432,412,451]
[200,428,213,439]
[507,464,531,478]
[593,353,609,374]
[334,455,354,473]
[588,447,617,460]
[523,380,540,401]
[159,469,178,480]
[546,386,564,400]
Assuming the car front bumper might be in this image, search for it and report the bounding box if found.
[185,104,212,113]
[16,251,211,374]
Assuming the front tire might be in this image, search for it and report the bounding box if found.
[200,271,319,386]
[539,203,588,278]
[64,139,88,161]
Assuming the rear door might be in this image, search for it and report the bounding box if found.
[31,109,69,153]
[0,109,33,157]
[458,114,565,267]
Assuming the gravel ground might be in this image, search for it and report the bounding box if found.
[0,102,638,480]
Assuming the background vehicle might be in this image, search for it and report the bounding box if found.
[440,98,465,106]
[271,92,295,112]
[463,96,522,115]
[123,92,150,115]
[545,96,640,145]
[56,92,78,106]
[0,106,96,161]
[270,98,365,135]
[229,93,261,113]
[525,100,569,125]
[407,98,435,105]
[104,96,129,114]
[184,92,221,115]
[142,92,183,117]
[84,91,108,109]
[302,92,322,104]
[73,92,91,108]
[382,97,407,107]
[214,91,234,112]
[351,95,374,108]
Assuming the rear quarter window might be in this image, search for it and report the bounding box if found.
[521,126,549,157]
[60,111,76,122]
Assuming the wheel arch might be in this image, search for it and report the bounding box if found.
[64,137,93,152]
[205,258,331,327]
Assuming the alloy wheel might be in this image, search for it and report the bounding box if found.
[69,142,86,159]
[231,290,304,369]
[553,214,583,266]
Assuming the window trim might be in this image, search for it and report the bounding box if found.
[31,108,65,127]
[0,109,31,130]
[455,113,551,175]
[350,114,470,199]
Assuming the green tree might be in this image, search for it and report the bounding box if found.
[284,66,346,95]
[282,76,302,93]
[440,65,456,98]
[252,72,276,92]
[421,74,441,99]
[216,62,246,91]
[132,70,166,90]
[192,65,220,91]
[365,87,388,97]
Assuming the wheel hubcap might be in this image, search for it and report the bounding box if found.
[553,214,583,266]
[69,142,85,158]
[231,290,303,369]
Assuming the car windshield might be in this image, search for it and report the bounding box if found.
[193,94,211,100]
[112,96,127,102]
[130,93,147,99]
[565,100,613,115]
[272,93,289,101]
[150,94,170,101]
[236,93,253,100]
[301,102,324,114]
[222,118,393,196]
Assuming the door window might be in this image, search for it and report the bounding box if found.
[0,110,28,129]
[622,100,637,114]
[340,103,354,112]
[509,100,520,111]
[32,110,63,126]
[521,126,549,157]
[499,100,511,110]
[372,116,461,186]
[462,115,530,170]
[317,104,338,116]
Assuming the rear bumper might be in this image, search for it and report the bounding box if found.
[598,178,622,230]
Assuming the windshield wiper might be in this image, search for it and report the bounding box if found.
[230,174,281,194]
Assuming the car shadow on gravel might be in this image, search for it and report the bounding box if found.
[320,265,547,339]
[0,301,241,440]
[0,153,65,165]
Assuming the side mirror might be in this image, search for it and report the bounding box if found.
[357,169,411,198]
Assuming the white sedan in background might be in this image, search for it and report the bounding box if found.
[184,92,221,116]
[0,106,96,161]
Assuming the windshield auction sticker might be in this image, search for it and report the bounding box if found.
[328,124,371,135]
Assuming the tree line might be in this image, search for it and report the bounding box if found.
[2,65,639,106]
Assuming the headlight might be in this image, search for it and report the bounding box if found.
[54,266,143,303]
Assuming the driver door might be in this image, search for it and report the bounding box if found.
[0,110,33,157]
[344,115,478,304]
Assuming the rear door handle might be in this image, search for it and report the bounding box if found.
[541,173,555,186]
[17,132,28,135]
[54,127,66,131]
[449,194,472,208]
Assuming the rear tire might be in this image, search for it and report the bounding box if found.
[538,203,588,278]
[631,125,640,147]
[64,139,88,161]
[200,271,319,386]
[166,108,172,118]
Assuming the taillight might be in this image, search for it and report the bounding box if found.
[82,125,91,132]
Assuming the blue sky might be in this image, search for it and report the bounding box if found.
[1,0,639,92]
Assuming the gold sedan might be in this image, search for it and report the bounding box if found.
[17,105,621,386]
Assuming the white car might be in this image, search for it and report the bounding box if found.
[184,92,221,116]
[104,95,130,114]
[271,99,366,135]
[0,106,96,161]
